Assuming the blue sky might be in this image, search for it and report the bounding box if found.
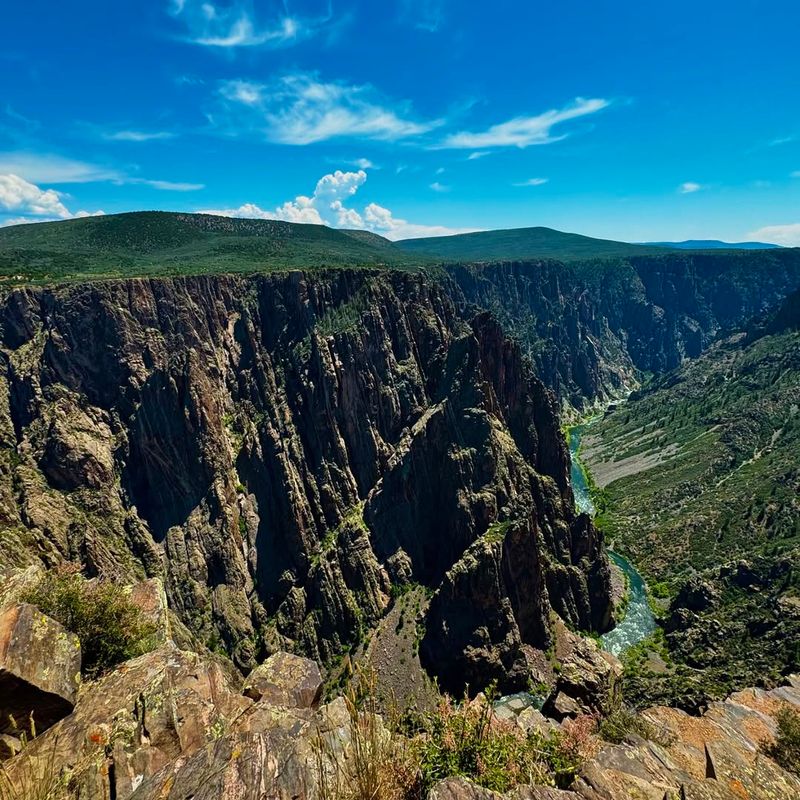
[2,0,800,243]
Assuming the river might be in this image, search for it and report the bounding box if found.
[568,423,656,655]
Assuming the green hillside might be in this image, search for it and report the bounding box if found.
[583,290,800,706]
[397,226,667,261]
[0,211,424,284]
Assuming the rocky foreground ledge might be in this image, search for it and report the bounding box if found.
[1,580,799,800]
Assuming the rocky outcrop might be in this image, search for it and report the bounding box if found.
[0,602,81,735]
[2,638,798,800]
[0,270,611,693]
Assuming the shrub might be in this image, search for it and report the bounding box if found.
[764,705,800,776]
[21,565,157,679]
[314,667,416,800]
[410,685,584,793]
[597,705,672,746]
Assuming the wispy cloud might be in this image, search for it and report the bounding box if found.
[467,151,490,160]
[679,181,702,194]
[216,72,442,144]
[791,170,800,178]
[104,129,177,142]
[0,151,202,192]
[440,97,610,149]
[747,223,800,246]
[0,152,121,184]
[0,173,103,223]
[513,177,548,187]
[399,0,444,32]
[168,0,332,49]
[126,178,204,191]
[429,181,450,192]
[201,168,477,240]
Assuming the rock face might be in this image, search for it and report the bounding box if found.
[0,602,81,734]
[0,271,611,692]
[446,252,800,411]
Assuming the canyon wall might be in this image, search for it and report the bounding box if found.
[0,270,611,692]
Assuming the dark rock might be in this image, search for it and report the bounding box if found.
[0,272,612,694]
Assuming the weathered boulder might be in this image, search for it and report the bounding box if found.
[0,603,81,735]
[242,651,323,708]
[543,637,621,720]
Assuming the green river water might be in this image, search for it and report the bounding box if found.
[568,424,656,656]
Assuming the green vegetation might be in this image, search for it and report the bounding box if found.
[0,211,428,284]
[764,705,800,776]
[318,669,591,800]
[409,684,585,793]
[21,565,157,678]
[396,226,666,262]
[583,295,800,708]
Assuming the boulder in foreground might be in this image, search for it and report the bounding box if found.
[0,602,81,735]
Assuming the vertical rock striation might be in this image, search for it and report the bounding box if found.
[0,270,611,693]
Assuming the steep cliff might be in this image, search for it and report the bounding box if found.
[446,249,800,411]
[0,270,611,692]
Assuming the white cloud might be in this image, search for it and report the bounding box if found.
[362,203,475,240]
[513,177,548,187]
[0,174,103,223]
[0,173,71,218]
[201,168,477,240]
[746,223,800,247]
[0,151,202,192]
[217,73,441,145]
[467,151,490,160]
[0,152,122,184]
[126,178,205,191]
[440,97,610,149]
[168,0,329,48]
[679,182,702,194]
[429,181,450,192]
[104,130,177,142]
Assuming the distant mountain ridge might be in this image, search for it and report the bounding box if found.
[645,239,781,250]
[397,225,665,261]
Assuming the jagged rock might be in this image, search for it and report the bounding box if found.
[543,636,621,720]
[242,651,323,708]
[0,603,81,735]
[0,272,612,693]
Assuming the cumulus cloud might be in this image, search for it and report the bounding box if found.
[168,0,331,48]
[202,168,476,240]
[746,223,800,247]
[216,73,441,144]
[0,174,103,224]
[679,181,702,194]
[0,173,71,218]
[440,97,610,149]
